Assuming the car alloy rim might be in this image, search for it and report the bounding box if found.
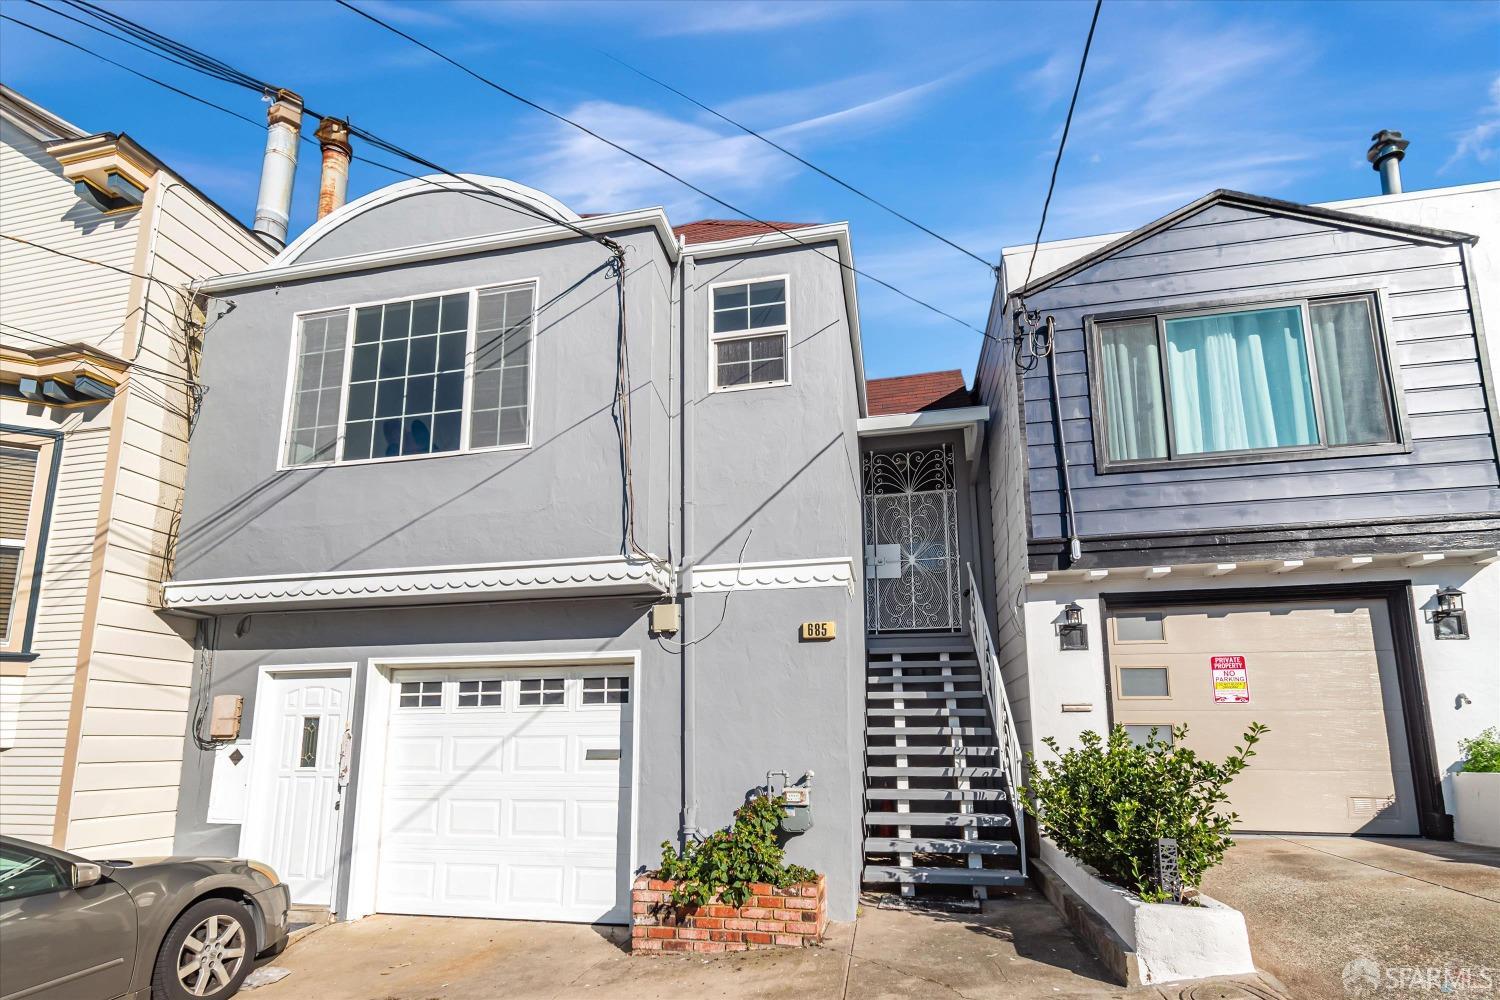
[177,913,246,997]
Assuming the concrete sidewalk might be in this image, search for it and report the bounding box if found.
[248,887,1282,999]
[1202,837,1500,1000]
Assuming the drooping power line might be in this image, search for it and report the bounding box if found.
[599,51,996,271]
[1018,0,1103,303]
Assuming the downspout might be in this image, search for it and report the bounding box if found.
[1043,314,1082,566]
[678,247,699,844]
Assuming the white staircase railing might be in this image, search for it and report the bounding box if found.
[965,562,1027,878]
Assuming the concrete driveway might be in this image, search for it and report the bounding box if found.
[247,887,1280,999]
[1202,837,1500,1000]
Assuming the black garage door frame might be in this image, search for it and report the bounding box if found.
[1098,580,1452,840]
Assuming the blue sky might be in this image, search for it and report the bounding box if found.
[3,0,1498,379]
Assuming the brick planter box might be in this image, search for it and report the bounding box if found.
[629,875,826,954]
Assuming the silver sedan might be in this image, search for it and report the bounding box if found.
[0,834,290,1000]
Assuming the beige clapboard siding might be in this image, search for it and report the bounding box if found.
[0,423,109,842]
[0,120,139,355]
[64,178,271,854]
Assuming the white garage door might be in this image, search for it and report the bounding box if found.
[376,666,633,924]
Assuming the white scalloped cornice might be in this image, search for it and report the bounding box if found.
[688,557,856,593]
[163,557,670,612]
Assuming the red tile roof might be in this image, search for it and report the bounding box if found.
[672,219,817,245]
[866,370,971,416]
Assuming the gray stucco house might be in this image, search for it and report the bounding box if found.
[165,170,1023,925]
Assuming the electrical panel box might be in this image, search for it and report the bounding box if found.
[649,602,681,635]
[209,695,243,740]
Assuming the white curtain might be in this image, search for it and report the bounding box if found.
[1099,319,1168,461]
[1310,299,1393,446]
[1165,306,1318,455]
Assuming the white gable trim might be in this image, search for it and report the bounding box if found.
[276,174,582,265]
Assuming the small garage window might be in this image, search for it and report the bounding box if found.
[1118,666,1170,698]
[457,679,503,708]
[1113,612,1165,642]
[519,677,564,707]
[1123,723,1175,747]
[582,677,629,705]
[398,680,442,708]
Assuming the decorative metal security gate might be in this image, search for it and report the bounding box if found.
[863,445,962,632]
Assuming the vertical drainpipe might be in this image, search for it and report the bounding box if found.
[252,89,304,249]
[679,248,700,845]
[315,118,352,220]
[1367,129,1410,195]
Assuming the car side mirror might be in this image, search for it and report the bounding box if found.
[71,863,103,889]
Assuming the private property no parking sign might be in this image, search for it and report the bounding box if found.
[1211,655,1251,704]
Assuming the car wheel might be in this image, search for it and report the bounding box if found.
[151,898,258,999]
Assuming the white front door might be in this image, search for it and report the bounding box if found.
[375,666,632,924]
[244,672,352,906]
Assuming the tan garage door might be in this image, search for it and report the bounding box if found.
[1107,598,1418,835]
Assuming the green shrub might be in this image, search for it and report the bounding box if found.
[655,794,819,907]
[1023,722,1268,902]
[1459,727,1500,773]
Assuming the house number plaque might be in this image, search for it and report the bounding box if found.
[800,621,837,641]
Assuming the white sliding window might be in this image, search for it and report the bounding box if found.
[283,310,350,466]
[469,285,534,449]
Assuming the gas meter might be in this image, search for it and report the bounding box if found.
[767,769,814,836]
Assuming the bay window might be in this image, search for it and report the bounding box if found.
[282,282,535,468]
[1090,294,1401,470]
[0,435,55,659]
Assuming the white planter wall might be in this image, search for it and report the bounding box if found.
[1453,771,1500,848]
[1039,840,1256,985]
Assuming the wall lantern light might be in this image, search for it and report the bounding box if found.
[1433,586,1469,640]
[1057,602,1089,651]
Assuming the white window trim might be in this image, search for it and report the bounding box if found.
[276,279,541,471]
[707,273,791,393]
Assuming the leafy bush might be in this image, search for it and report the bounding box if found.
[1459,727,1500,773]
[1023,722,1268,902]
[655,794,819,907]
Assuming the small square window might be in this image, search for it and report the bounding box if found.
[1114,613,1165,642]
[582,676,629,705]
[519,677,564,707]
[1119,667,1170,698]
[457,679,504,708]
[1123,724,1174,747]
[398,680,442,708]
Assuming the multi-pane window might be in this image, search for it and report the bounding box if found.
[457,679,504,708]
[518,677,565,707]
[283,311,350,466]
[1093,294,1399,468]
[711,278,788,389]
[282,282,535,468]
[342,293,468,462]
[469,286,534,449]
[582,676,629,705]
[398,680,442,708]
[0,447,40,645]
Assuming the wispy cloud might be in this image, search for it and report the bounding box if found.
[649,1,849,37]
[512,67,972,217]
[1441,74,1500,173]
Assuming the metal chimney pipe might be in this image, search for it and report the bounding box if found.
[252,89,304,248]
[315,117,352,220]
[1367,129,1410,195]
